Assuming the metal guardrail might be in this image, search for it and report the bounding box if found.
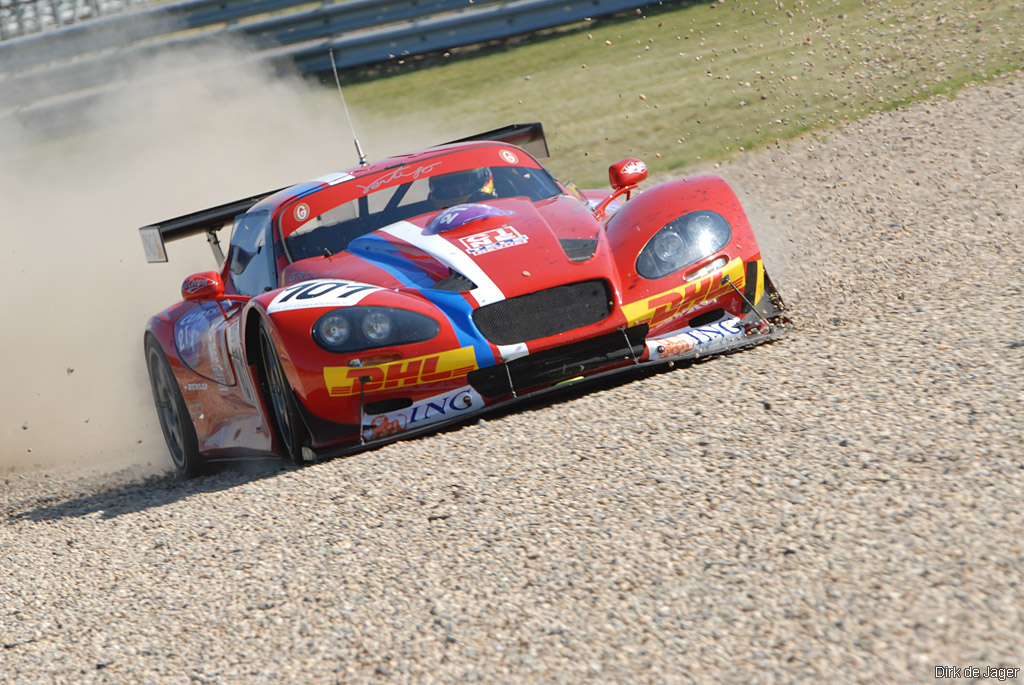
[0,0,497,74]
[0,0,651,117]
[293,0,651,73]
[0,0,502,110]
[0,0,148,41]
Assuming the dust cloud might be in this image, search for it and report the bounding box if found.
[0,35,437,474]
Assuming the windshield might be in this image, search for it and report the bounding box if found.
[283,162,561,262]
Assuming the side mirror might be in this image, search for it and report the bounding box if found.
[594,158,649,221]
[609,158,648,190]
[181,271,225,301]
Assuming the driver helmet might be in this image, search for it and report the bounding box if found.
[429,168,495,208]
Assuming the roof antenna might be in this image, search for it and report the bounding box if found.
[330,48,368,167]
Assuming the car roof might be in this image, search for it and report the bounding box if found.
[248,141,513,215]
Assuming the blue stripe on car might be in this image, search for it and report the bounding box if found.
[348,235,497,369]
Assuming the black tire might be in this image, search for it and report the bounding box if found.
[145,336,205,479]
[257,321,311,465]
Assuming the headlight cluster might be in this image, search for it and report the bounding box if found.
[636,211,731,280]
[312,307,440,353]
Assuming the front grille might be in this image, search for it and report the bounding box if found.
[468,325,648,399]
[472,280,612,345]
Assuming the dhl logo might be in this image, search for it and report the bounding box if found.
[324,347,478,397]
[622,257,760,329]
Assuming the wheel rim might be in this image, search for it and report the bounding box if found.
[149,349,186,469]
[260,329,295,455]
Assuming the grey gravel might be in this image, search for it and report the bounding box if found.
[3,78,1024,683]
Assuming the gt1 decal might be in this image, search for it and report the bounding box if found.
[294,203,310,222]
[324,346,477,397]
[267,280,382,313]
[364,387,483,440]
[499,149,519,164]
[622,257,746,330]
[458,226,528,256]
[647,317,744,361]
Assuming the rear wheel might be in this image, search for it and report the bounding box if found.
[145,336,204,479]
[257,322,311,465]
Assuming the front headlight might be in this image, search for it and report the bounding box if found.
[362,310,392,343]
[652,228,686,262]
[312,307,440,353]
[636,210,731,280]
[317,311,351,346]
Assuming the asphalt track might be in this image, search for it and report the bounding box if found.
[2,76,1023,682]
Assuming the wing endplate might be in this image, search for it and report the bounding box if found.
[138,188,284,264]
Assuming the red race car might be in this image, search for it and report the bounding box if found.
[141,123,789,477]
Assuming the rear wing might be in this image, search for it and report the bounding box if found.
[139,188,282,264]
[443,122,549,159]
[139,123,547,264]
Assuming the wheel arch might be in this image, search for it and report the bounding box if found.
[605,175,761,284]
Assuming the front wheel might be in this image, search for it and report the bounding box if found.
[257,321,311,465]
[145,336,204,479]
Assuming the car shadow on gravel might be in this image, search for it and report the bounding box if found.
[392,360,687,446]
[5,361,699,524]
[6,457,290,523]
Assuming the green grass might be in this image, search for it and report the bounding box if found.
[333,0,1024,187]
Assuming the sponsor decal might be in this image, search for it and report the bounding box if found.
[499,149,519,164]
[175,304,224,367]
[356,162,443,194]
[621,159,648,176]
[369,414,405,440]
[205,326,221,366]
[324,346,477,397]
[364,387,483,440]
[183,382,208,392]
[622,257,746,329]
[383,221,505,306]
[267,280,382,314]
[458,226,528,256]
[210,364,229,390]
[140,227,167,263]
[183,275,217,295]
[425,203,513,235]
[652,334,697,359]
[294,203,310,222]
[648,317,744,360]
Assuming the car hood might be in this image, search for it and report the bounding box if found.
[279,195,615,306]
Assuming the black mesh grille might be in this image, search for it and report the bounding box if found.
[472,280,612,345]
[468,325,648,399]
